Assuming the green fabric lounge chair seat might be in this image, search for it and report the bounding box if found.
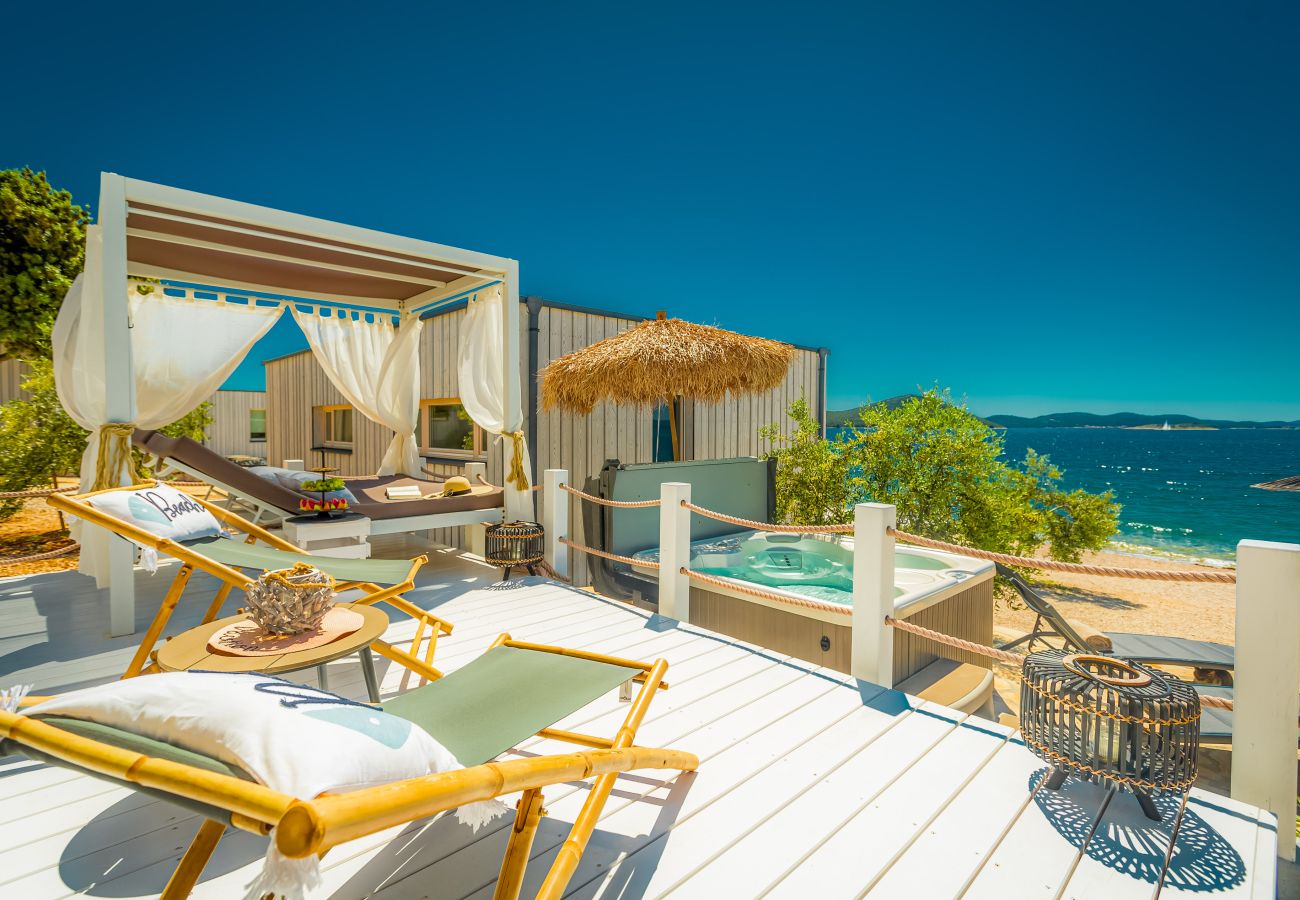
[0,638,697,900]
[47,483,447,681]
[181,535,418,586]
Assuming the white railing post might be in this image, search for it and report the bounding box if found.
[1230,538,1300,861]
[659,482,692,622]
[542,469,569,579]
[464,462,488,558]
[851,503,896,686]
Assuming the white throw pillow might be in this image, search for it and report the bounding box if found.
[85,484,222,542]
[27,671,459,799]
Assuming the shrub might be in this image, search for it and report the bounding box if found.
[763,389,1119,561]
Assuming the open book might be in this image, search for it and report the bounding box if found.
[385,484,424,500]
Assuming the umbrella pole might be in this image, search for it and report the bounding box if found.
[668,397,680,461]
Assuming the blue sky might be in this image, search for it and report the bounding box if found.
[6,3,1297,420]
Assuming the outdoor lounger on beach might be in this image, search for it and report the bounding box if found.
[0,636,696,899]
[134,429,505,532]
[47,482,453,681]
[994,564,1251,742]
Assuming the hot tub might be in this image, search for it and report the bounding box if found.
[631,530,996,707]
[631,530,990,619]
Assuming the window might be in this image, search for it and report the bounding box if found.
[249,409,267,442]
[652,400,682,462]
[420,399,482,457]
[314,404,354,449]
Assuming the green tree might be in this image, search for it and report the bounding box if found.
[0,358,212,520]
[0,169,90,361]
[762,389,1119,561]
[759,395,860,526]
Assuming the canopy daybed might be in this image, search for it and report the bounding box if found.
[54,174,533,635]
[135,429,505,533]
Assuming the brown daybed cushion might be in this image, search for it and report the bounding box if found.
[135,431,305,512]
[135,431,503,521]
[344,476,503,521]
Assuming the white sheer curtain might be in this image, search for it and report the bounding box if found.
[457,284,534,522]
[53,227,285,584]
[291,307,423,477]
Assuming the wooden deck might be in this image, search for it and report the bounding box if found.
[0,543,1278,898]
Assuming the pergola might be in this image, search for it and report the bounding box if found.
[79,173,523,635]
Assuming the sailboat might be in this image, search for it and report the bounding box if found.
[1161,420,1172,431]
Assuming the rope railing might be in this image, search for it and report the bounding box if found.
[882,615,1234,711]
[679,501,852,534]
[560,483,661,508]
[0,479,210,501]
[887,528,1237,584]
[558,537,659,569]
[0,486,80,500]
[0,542,80,565]
[682,567,853,617]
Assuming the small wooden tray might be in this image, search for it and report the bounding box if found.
[207,607,365,657]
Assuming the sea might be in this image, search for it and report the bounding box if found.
[827,427,1300,565]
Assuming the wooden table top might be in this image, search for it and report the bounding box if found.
[156,603,389,675]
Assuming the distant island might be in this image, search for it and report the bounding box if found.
[826,396,1299,430]
[983,412,1299,430]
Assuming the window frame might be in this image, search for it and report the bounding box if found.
[249,408,267,443]
[314,403,355,450]
[418,398,483,460]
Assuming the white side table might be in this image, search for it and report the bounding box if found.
[283,513,372,559]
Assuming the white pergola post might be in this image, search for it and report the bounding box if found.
[100,173,137,637]
[502,261,534,520]
[851,503,896,685]
[541,469,569,578]
[1230,538,1300,861]
[658,482,691,621]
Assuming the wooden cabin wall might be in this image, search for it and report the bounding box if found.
[203,390,267,459]
[0,360,30,404]
[263,300,824,563]
[687,346,823,460]
[532,305,655,581]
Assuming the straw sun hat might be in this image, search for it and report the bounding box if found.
[436,475,473,497]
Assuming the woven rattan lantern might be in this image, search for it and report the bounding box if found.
[484,521,545,580]
[1020,649,1200,821]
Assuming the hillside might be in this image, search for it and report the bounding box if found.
[985,412,1300,429]
[825,395,1003,428]
[826,400,1299,430]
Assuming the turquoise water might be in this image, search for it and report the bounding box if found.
[635,537,949,604]
[830,426,1300,563]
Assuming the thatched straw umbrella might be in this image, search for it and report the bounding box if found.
[539,311,797,459]
[1252,475,1300,493]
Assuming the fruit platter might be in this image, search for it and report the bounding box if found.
[299,471,350,519]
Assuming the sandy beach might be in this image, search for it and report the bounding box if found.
[995,548,1236,649]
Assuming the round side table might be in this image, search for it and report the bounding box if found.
[155,603,390,702]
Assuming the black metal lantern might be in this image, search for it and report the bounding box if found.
[1020,649,1200,821]
[484,521,546,580]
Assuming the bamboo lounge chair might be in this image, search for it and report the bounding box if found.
[0,635,697,899]
[47,482,453,681]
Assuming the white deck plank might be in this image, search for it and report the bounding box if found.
[1064,785,1277,900]
[665,707,986,899]
[758,717,1015,899]
[962,774,1114,900]
[863,735,1044,899]
[554,698,945,899]
[0,553,1277,900]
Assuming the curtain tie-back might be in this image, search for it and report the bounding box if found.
[93,423,140,491]
[503,431,530,492]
